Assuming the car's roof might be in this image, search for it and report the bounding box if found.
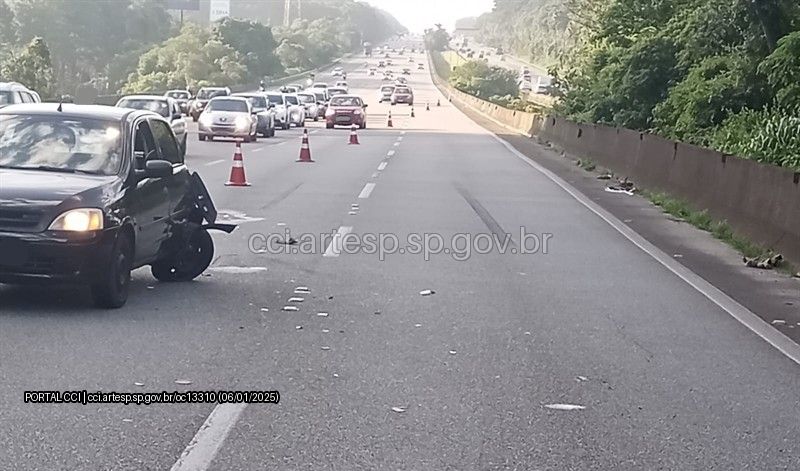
[232,93,263,98]
[0,103,147,121]
[328,87,347,92]
[165,89,190,93]
[119,95,169,101]
[209,96,248,101]
[331,94,363,100]
[199,86,228,90]
[0,81,34,92]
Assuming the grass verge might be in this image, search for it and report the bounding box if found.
[642,190,796,274]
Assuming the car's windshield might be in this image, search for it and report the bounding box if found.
[207,99,248,112]
[166,91,189,99]
[313,92,326,101]
[381,86,395,92]
[117,99,170,118]
[267,94,284,105]
[238,96,267,108]
[284,95,299,105]
[0,91,14,106]
[0,115,122,175]
[196,89,226,100]
[330,96,362,107]
[297,94,315,104]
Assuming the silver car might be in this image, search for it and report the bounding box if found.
[197,96,258,142]
[283,94,306,127]
[233,92,276,137]
[265,92,289,130]
[297,92,320,122]
[116,95,187,155]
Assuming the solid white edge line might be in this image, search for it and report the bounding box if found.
[495,134,800,366]
[437,65,800,365]
[387,150,395,156]
[358,182,376,199]
[323,226,354,258]
[205,160,226,167]
[393,142,400,147]
[169,403,246,471]
[377,162,388,171]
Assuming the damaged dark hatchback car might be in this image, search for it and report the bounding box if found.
[0,104,234,308]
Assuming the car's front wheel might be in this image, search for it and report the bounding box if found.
[91,232,133,309]
[326,123,334,129]
[151,229,214,282]
[199,134,206,142]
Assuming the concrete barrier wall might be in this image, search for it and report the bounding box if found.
[537,114,800,262]
[428,53,800,261]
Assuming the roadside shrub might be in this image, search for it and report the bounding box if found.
[449,60,518,98]
[711,107,800,169]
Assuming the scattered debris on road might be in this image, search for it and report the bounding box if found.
[317,312,329,317]
[322,329,330,333]
[605,177,637,196]
[295,325,303,330]
[134,382,144,387]
[321,346,331,351]
[391,406,407,413]
[448,350,457,355]
[414,323,422,328]
[772,319,786,326]
[174,379,192,386]
[260,308,269,312]
[544,403,586,411]
[294,286,310,294]
[576,376,588,382]
[420,289,435,296]
[597,172,613,180]
[288,297,304,303]
[743,253,783,269]
[282,306,299,312]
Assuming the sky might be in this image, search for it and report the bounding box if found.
[362,0,495,33]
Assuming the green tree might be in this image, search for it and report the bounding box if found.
[450,60,519,98]
[424,25,450,51]
[123,24,246,93]
[215,17,282,80]
[2,37,55,99]
[758,31,800,108]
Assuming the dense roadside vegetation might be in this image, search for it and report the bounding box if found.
[0,0,404,97]
[475,0,800,169]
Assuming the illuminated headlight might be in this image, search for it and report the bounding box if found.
[198,114,213,126]
[353,109,363,115]
[48,208,104,232]
[235,116,251,130]
[325,108,335,117]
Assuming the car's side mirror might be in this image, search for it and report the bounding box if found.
[268,103,275,109]
[362,104,368,108]
[144,159,173,179]
[173,113,182,120]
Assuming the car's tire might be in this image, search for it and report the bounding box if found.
[208,135,214,141]
[182,135,188,155]
[192,115,198,122]
[326,123,334,129]
[268,127,275,138]
[313,116,318,122]
[91,232,133,309]
[251,132,257,142]
[199,134,206,142]
[300,120,306,128]
[284,122,290,130]
[360,122,366,129]
[151,229,214,282]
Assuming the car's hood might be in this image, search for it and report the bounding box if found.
[0,169,121,232]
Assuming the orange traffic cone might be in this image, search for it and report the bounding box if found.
[225,141,250,187]
[387,111,393,128]
[349,124,360,145]
[297,129,314,162]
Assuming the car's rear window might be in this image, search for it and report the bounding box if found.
[117,99,170,118]
[381,86,395,92]
[237,96,267,108]
[285,95,299,105]
[395,88,411,94]
[166,91,189,99]
[330,96,363,107]
[0,115,123,175]
[297,94,315,103]
[207,99,248,112]
[267,94,284,105]
[197,89,227,100]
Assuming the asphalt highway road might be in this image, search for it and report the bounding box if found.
[2,47,800,470]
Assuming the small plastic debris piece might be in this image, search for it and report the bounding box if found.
[282,306,299,312]
[175,379,192,385]
[414,324,422,328]
[295,325,303,330]
[322,329,330,333]
[576,376,588,382]
[260,308,269,312]
[772,319,786,325]
[321,346,331,351]
[391,406,406,413]
[544,404,586,411]
[448,350,457,355]
[134,382,144,387]
[419,289,435,296]
[288,297,304,303]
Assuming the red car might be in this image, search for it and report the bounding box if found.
[325,95,368,129]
